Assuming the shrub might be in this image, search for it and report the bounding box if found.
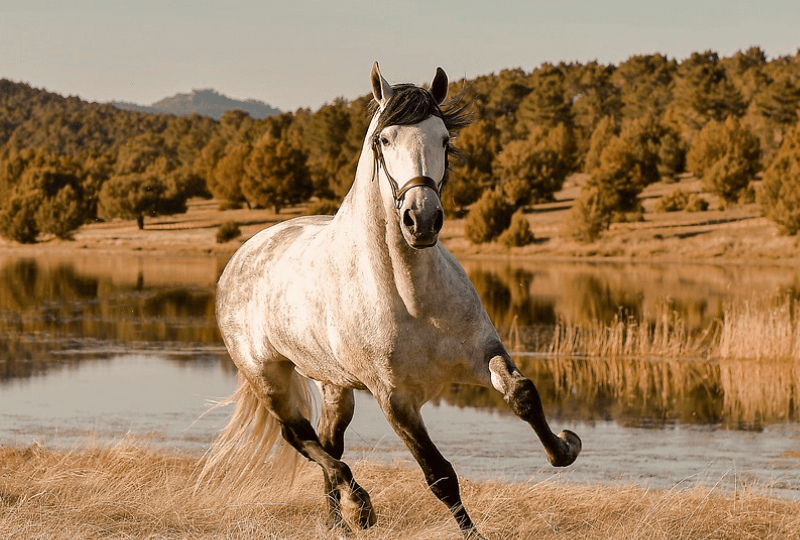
[655,189,690,212]
[685,194,709,212]
[655,189,709,213]
[499,211,535,247]
[216,221,242,243]
[304,198,339,216]
[464,189,512,244]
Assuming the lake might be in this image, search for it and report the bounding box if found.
[1,253,799,498]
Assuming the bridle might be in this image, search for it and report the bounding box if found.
[372,133,449,210]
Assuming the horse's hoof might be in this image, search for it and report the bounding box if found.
[547,429,582,467]
[341,485,377,529]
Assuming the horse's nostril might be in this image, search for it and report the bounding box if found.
[403,209,415,228]
[433,209,444,233]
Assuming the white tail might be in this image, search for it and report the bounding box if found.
[196,370,316,492]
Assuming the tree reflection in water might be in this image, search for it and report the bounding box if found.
[1,255,799,430]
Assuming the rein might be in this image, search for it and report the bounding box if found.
[372,134,448,209]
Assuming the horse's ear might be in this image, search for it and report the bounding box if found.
[431,67,448,104]
[371,62,394,109]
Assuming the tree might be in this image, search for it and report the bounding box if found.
[568,61,622,159]
[583,116,618,175]
[209,143,250,209]
[755,74,800,128]
[586,117,662,217]
[686,117,760,203]
[35,184,83,239]
[445,119,500,216]
[0,190,40,243]
[98,174,189,229]
[242,136,312,213]
[671,51,746,137]
[494,124,575,208]
[515,64,572,135]
[612,53,677,122]
[759,125,800,234]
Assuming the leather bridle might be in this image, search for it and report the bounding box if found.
[372,134,448,210]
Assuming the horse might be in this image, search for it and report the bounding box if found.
[203,63,581,539]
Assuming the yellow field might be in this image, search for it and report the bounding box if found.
[0,438,798,540]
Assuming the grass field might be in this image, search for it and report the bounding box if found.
[1,439,799,540]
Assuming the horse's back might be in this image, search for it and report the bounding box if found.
[216,215,335,360]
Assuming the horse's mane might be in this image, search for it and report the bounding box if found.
[370,83,472,137]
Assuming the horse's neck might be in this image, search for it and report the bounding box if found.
[333,120,440,315]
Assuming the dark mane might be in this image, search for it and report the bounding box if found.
[372,83,472,136]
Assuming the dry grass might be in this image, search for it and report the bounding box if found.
[531,293,800,364]
[547,308,711,360]
[1,438,799,540]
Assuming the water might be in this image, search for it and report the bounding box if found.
[1,254,799,498]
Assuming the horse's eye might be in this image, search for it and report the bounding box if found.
[380,136,390,147]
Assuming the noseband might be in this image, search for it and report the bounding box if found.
[372,135,448,210]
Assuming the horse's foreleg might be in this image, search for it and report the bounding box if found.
[317,383,357,531]
[381,396,486,540]
[488,355,581,467]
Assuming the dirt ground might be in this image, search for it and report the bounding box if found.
[2,175,798,265]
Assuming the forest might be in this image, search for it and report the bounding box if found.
[2,46,800,244]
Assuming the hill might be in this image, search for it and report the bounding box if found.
[110,89,280,120]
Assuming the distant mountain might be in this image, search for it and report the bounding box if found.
[110,89,281,120]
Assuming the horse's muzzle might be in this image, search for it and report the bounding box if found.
[399,191,444,250]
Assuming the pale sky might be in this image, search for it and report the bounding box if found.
[1,0,799,112]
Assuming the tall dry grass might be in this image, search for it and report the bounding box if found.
[507,294,800,426]
[1,438,798,540]
[547,308,712,360]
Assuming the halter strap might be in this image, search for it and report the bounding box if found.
[372,136,446,209]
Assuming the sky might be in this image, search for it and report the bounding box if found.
[1,0,799,113]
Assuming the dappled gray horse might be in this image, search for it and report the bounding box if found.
[206,63,581,539]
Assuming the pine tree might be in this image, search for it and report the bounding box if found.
[686,117,760,203]
[759,124,800,234]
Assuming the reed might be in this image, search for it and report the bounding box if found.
[1,438,798,540]
[547,307,712,360]
[501,293,800,427]
[717,295,800,361]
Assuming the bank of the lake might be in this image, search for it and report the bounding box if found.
[1,174,800,265]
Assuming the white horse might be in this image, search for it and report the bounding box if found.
[205,63,581,539]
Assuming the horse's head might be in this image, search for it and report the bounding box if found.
[370,63,468,250]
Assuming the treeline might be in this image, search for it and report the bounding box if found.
[2,47,800,244]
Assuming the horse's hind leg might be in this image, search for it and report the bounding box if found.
[247,362,376,531]
[317,383,357,530]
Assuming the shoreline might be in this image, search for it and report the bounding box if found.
[1,189,799,267]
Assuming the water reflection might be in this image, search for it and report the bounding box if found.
[1,255,799,430]
[463,259,800,340]
[0,256,226,382]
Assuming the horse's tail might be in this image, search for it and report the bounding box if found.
[195,370,315,493]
